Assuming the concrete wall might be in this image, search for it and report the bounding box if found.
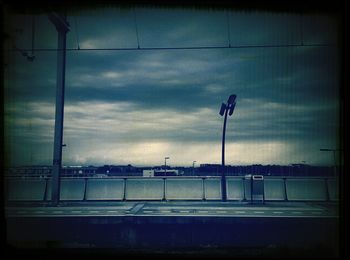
[86,179,124,200]
[286,178,327,201]
[264,178,286,200]
[226,178,245,200]
[166,178,203,200]
[125,178,164,200]
[46,179,86,201]
[6,179,47,201]
[204,178,221,200]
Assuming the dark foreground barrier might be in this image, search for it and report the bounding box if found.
[6,215,339,257]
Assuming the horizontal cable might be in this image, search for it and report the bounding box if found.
[5,42,334,52]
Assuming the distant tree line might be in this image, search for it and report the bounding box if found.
[5,164,337,177]
[191,164,336,177]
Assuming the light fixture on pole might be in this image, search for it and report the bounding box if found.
[164,157,170,176]
[219,94,237,201]
[192,160,196,176]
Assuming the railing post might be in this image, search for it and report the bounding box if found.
[163,177,167,201]
[123,178,127,201]
[283,177,288,201]
[43,177,48,201]
[83,177,88,201]
[325,177,330,201]
[202,177,206,200]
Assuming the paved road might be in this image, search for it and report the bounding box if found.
[6,201,340,257]
[5,201,338,218]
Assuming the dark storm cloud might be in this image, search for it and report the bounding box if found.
[63,46,339,114]
[4,7,341,166]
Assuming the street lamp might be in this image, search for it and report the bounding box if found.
[219,94,237,201]
[320,149,340,177]
[164,157,170,176]
[192,161,196,176]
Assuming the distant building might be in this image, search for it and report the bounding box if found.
[143,170,154,177]
[62,165,97,177]
[142,169,181,177]
[93,173,108,178]
[200,164,221,167]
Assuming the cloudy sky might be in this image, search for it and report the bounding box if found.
[4,6,341,167]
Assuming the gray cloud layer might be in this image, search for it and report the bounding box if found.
[4,7,341,166]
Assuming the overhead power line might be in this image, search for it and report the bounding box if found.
[7,42,334,52]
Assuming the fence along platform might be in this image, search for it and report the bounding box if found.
[6,179,47,201]
[264,178,286,201]
[226,177,245,200]
[5,176,336,202]
[86,179,124,200]
[125,178,164,200]
[285,178,327,201]
[166,178,203,200]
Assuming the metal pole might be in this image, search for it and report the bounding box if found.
[219,94,236,201]
[49,13,69,206]
[221,108,229,201]
[333,150,337,177]
[192,161,196,176]
[164,157,167,177]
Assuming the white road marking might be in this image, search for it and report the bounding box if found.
[143,210,154,213]
[254,211,265,214]
[216,211,227,213]
[179,210,190,213]
[160,210,172,213]
[197,210,209,213]
[273,211,283,214]
[235,211,246,214]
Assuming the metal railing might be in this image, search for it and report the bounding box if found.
[4,176,338,202]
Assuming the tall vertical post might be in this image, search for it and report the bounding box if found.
[332,150,337,177]
[192,160,196,176]
[49,13,70,206]
[221,108,229,201]
[164,157,169,177]
[219,94,236,202]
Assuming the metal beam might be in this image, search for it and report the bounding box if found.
[49,12,70,206]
